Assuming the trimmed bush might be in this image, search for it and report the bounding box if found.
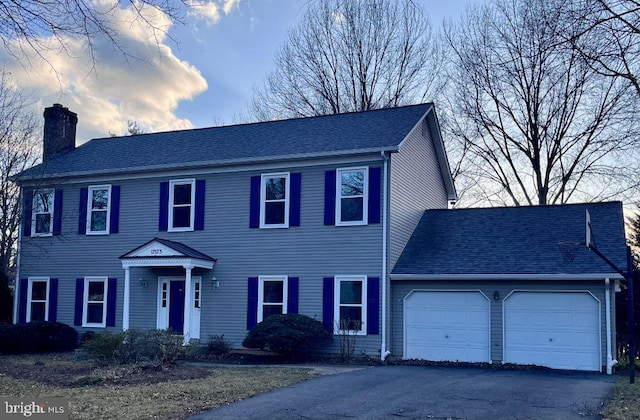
[207,334,233,356]
[0,321,78,354]
[82,329,186,366]
[242,314,332,358]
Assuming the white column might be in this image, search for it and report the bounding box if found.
[183,264,193,345]
[122,266,131,331]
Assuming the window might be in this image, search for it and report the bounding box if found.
[260,173,290,228]
[27,278,49,322]
[32,190,54,236]
[336,167,368,225]
[194,282,201,309]
[169,179,195,231]
[83,277,108,327]
[161,282,167,308]
[258,276,288,322]
[334,276,367,334]
[87,185,111,234]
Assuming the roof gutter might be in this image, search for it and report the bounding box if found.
[390,273,625,280]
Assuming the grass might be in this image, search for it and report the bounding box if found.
[0,353,317,419]
[603,375,640,420]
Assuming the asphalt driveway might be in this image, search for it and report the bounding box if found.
[190,365,616,420]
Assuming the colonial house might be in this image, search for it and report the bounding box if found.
[12,103,627,373]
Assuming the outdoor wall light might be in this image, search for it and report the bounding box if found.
[493,291,500,301]
[212,277,220,289]
[139,279,148,288]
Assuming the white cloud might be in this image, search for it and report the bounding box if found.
[0,0,209,143]
[186,0,242,25]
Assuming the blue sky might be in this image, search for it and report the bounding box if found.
[1,0,479,143]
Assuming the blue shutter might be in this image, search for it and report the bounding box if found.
[322,277,334,331]
[368,167,381,224]
[74,278,84,326]
[23,191,33,237]
[290,173,301,227]
[287,277,299,314]
[110,186,120,234]
[52,189,63,235]
[106,278,117,327]
[78,188,88,234]
[159,182,169,231]
[249,176,260,229]
[247,277,258,330]
[18,278,27,323]
[195,179,205,231]
[324,170,336,225]
[48,278,58,322]
[367,277,380,335]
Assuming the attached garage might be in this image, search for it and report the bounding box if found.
[390,203,627,373]
[504,291,601,371]
[404,291,490,363]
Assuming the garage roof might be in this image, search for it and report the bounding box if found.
[392,201,628,277]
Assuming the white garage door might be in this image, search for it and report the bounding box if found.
[504,292,600,371]
[404,291,490,363]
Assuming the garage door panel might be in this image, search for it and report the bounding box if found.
[405,291,490,363]
[504,292,600,372]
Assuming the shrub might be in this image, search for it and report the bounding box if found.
[207,334,233,356]
[81,330,124,364]
[242,314,332,358]
[82,329,186,366]
[0,321,78,354]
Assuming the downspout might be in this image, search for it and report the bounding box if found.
[13,189,23,324]
[380,151,391,361]
[605,277,617,374]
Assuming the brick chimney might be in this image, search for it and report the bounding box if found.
[43,103,77,162]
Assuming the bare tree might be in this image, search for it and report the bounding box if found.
[566,0,640,97]
[0,69,41,275]
[251,0,443,120]
[443,0,639,206]
[0,0,191,69]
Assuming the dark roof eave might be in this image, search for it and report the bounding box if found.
[13,146,400,184]
[390,273,624,280]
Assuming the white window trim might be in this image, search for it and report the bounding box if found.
[26,277,49,322]
[82,276,108,328]
[259,173,290,229]
[168,179,196,232]
[257,275,288,323]
[334,275,367,335]
[31,189,54,237]
[86,185,111,235]
[335,167,368,226]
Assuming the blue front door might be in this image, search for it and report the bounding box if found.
[169,281,185,334]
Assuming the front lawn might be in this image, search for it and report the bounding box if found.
[0,353,316,419]
[604,375,640,420]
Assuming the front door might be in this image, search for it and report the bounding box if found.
[157,277,202,339]
[169,281,185,334]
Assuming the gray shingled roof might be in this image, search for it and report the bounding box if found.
[392,202,627,276]
[16,104,432,181]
